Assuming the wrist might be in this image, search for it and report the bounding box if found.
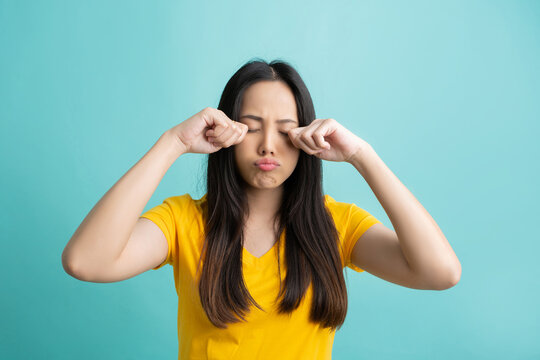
[347,141,373,164]
[348,143,376,175]
[160,131,187,159]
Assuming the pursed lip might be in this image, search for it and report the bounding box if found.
[254,158,280,166]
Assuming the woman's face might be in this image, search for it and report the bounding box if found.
[233,80,300,191]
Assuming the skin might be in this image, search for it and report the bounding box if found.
[233,80,300,225]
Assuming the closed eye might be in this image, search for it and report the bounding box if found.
[247,129,289,136]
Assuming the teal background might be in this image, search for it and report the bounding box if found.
[1,0,539,359]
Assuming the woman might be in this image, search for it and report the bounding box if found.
[62,59,461,359]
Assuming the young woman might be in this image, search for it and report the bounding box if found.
[62,59,461,359]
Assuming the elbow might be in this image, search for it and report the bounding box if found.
[449,264,462,287]
[62,255,76,278]
[435,263,462,290]
[449,260,462,287]
[62,250,83,280]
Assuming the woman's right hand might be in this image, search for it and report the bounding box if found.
[167,107,248,154]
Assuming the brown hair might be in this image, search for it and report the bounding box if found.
[197,58,349,331]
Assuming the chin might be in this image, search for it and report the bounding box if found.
[246,176,285,190]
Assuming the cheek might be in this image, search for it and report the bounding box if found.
[233,144,251,169]
[233,139,249,153]
[284,137,297,150]
[286,149,300,167]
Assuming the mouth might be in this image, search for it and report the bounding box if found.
[256,163,278,171]
[254,158,280,169]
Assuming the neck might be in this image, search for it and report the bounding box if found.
[244,186,283,224]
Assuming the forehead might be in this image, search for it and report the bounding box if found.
[240,80,297,117]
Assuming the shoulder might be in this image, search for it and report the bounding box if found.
[323,194,355,217]
[323,194,375,226]
[324,194,346,208]
[161,193,206,217]
[192,193,207,210]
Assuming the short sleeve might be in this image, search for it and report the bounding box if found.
[341,203,382,273]
[140,197,178,270]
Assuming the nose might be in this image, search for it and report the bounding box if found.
[258,128,278,156]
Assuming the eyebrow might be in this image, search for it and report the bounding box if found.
[239,114,298,124]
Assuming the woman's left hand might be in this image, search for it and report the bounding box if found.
[287,118,371,163]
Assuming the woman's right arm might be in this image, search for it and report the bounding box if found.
[61,107,247,283]
[61,130,185,281]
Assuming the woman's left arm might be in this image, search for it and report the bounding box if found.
[288,118,462,286]
[348,143,462,285]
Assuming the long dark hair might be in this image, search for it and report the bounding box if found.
[197,58,348,331]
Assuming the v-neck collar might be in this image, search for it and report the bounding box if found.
[242,230,285,267]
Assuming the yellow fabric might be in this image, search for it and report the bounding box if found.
[140,193,381,359]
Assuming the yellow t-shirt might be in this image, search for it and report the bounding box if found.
[140,193,381,360]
